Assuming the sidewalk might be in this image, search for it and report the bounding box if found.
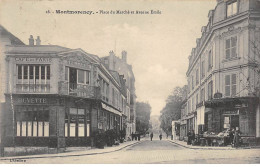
[167,139,260,150]
[0,140,142,161]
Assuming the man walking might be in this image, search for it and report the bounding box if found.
[150,132,153,141]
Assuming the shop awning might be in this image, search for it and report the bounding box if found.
[101,102,122,116]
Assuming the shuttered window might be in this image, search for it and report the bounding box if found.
[225,74,237,97]
[225,36,237,59]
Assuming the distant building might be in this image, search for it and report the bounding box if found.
[182,0,260,145]
[101,51,137,138]
[1,33,130,151]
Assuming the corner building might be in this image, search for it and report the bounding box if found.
[183,0,260,144]
[2,41,128,150]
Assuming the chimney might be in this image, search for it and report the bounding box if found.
[121,50,127,63]
[29,35,34,46]
[36,36,41,45]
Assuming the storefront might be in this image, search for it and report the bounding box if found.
[2,94,66,148]
[204,97,259,144]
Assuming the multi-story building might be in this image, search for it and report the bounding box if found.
[1,34,129,151]
[183,0,260,144]
[0,25,25,147]
[101,51,136,139]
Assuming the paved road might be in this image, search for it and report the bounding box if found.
[1,139,260,164]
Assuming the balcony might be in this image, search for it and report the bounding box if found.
[58,81,101,99]
[16,84,50,93]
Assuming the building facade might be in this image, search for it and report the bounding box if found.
[1,35,131,150]
[101,51,137,139]
[182,0,260,144]
[0,25,25,146]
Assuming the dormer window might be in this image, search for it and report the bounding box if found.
[227,0,238,17]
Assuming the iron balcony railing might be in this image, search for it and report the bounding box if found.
[58,81,101,99]
[16,84,50,93]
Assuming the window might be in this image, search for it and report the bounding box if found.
[208,50,212,71]
[78,70,85,84]
[16,65,50,92]
[201,61,205,79]
[227,1,238,17]
[201,88,205,102]
[226,36,237,59]
[196,69,199,85]
[208,81,213,100]
[192,75,194,90]
[225,74,237,97]
[16,106,49,137]
[65,108,90,137]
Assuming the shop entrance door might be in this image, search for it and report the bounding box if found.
[230,115,239,130]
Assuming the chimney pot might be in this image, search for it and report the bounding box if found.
[36,36,41,45]
[121,50,127,63]
[29,35,34,46]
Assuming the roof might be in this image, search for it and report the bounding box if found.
[5,45,70,54]
[0,25,25,45]
[109,70,121,87]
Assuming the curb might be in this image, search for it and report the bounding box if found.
[0,141,143,161]
[167,140,235,150]
[167,140,260,150]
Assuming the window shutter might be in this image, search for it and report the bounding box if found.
[226,39,231,59]
[225,75,230,96]
[231,36,237,58]
[231,74,236,96]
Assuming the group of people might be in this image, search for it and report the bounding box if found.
[149,132,163,141]
[131,132,141,141]
[229,128,241,148]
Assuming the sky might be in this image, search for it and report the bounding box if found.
[0,0,217,116]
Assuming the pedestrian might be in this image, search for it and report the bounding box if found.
[131,132,134,141]
[233,128,240,148]
[187,130,191,145]
[159,134,162,140]
[150,132,153,141]
[229,128,234,145]
[138,133,140,141]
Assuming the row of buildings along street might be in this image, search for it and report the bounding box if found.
[174,0,260,147]
[0,25,137,156]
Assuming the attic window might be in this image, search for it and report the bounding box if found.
[227,1,238,17]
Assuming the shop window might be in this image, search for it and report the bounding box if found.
[65,108,88,137]
[16,106,49,137]
[225,74,237,97]
[227,1,238,17]
[225,36,237,59]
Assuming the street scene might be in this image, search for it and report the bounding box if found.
[1,136,260,164]
[0,0,260,164]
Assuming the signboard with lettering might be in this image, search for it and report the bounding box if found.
[223,110,239,115]
[14,97,59,105]
[15,57,52,63]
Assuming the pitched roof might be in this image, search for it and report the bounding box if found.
[0,25,25,45]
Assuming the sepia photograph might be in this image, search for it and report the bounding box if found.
[0,0,260,164]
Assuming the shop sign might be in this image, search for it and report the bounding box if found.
[223,110,239,115]
[101,102,122,116]
[66,59,91,69]
[15,57,52,62]
[17,98,47,104]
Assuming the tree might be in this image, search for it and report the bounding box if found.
[136,102,151,135]
[160,85,187,135]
